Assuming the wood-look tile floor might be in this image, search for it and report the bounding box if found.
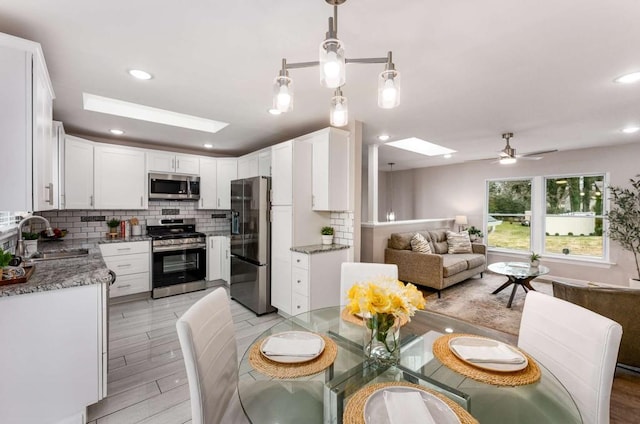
[87,284,640,424]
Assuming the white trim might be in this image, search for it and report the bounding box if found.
[488,249,614,268]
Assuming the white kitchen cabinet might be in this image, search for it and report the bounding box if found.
[207,235,230,283]
[94,144,147,209]
[199,157,218,209]
[216,158,237,209]
[0,283,106,424]
[237,153,259,179]
[291,249,348,314]
[259,149,272,177]
[63,135,94,209]
[100,241,150,297]
[300,127,350,211]
[271,205,293,313]
[146,151,200,174]
[0,34,55,212]
[271,141,293,205]
[54,121,65,209]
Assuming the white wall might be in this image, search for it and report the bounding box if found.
[407,142,640,286]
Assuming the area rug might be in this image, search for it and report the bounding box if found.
[420,273,553,336]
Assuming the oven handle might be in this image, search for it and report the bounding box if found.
[152,243,207,253]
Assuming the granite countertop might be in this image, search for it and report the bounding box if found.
[290,244,351,254]
[0,236,151,297]
[202,230,230,237]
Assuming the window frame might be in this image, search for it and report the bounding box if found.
[485,173,610,263]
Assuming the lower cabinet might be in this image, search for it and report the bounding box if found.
[207,235,230,283]
[288,248,350,315]
[0,283,107,424]
[100,241,150,297]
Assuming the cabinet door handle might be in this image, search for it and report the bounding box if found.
[217,198,220,207]
[296,305,301,309]
[226,250,229,259]
[117,263,132,268]
[118,284,132,289]
[201,198,203,207]
[116,247,131,252]
[90,195,94,207]
[172,158,175,169]
[45,183,54,204]
[177,159,180,169]
[296,280,301,284]
[296,259,301,263]
[140,196,144,207]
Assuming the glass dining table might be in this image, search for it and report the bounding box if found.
[237,307,582,424]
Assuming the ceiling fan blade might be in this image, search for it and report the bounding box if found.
[521,149,558,157]
[517,156,543,161]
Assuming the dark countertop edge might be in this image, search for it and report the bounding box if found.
[203,231,231,237]
[290,244,351,254]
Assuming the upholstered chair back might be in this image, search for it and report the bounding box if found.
[518,292,622,424]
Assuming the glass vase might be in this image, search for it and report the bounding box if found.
[363,313,400,366]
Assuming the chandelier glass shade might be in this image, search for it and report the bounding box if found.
[272,0,400,127]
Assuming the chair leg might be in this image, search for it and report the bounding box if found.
[437,290,441,299]
[480,272,484,278]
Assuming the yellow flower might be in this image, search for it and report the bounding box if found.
[346,277,427,322]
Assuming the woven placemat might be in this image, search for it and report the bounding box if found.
[248,334,338,379]
[343,381,478,424]
[432,333,541,386]
[340,308,408,327]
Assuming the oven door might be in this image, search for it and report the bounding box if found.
[152,245,206,288]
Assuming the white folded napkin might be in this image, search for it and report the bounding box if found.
[450,343,525,364]
[261,336,323,357]
[383,390,436,424]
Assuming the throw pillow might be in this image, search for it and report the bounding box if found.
[446,230,472,254]
[411,233,433,254]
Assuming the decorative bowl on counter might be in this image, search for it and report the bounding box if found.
[40,228,68,240]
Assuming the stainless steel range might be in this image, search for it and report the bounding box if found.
[147,218,207,298]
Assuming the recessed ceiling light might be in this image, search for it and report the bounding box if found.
[203,143,213,148]
[109,129,124,135]
[83,93,229,134]
[268,108,282,115]
[622,126,640,134]
[386,137,456,156]
[377,134,390,141]
[128,69,153,80]
[443,154,452,159]
[614,72,640,84]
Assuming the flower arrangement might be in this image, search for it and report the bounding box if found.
[347,277,425,365]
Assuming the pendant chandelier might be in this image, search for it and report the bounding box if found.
[386,162,396,222]
[272,0,401,127]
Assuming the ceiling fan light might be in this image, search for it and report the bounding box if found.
[319,38,345,88]
[378,69,401,109]
[499,157,517,165]
[330,89,348,127]
[273,74,293,113]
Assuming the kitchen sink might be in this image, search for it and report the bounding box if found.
[29,248,89,261]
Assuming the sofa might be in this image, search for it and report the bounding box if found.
[552,280,640,369]
[384,229,487,296]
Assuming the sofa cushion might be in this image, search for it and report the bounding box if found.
[450,253,486,269]
[388,232,414,250]
[410,233,433,254]
[446,231,473,254]
[442,255,469,277]
[428,229,450,254]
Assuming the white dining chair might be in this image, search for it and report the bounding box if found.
[518,291,622,424]
[176,288,249,424]
[340,262,398,305]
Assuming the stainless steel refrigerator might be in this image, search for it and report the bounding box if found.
[230,176,276,315]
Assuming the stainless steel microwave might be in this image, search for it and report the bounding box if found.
[148,173,200,200]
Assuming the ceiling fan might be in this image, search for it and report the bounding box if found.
[492,132,557,164]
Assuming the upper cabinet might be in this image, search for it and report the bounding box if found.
[216,159,237,209]
[0,33,55,212]
[198,157,218,209]
[63,135,94,210]
[303,127,350,211]
[146,151,200,175]
[271,141,294,205]
[94,144,147,210]
[237,148,272,179]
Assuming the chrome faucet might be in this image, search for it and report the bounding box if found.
[15,216,54,257]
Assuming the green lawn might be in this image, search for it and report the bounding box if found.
[487,222,603,257]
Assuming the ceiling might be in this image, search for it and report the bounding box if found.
[1,0,639,170]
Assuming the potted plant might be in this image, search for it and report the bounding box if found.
[21,231,39,257]
[107,218,121,235]
[467,226,484,242]
[607,175,640,284]
[0,248,12,276]
[321,226,334,245]
[530,252,541,267]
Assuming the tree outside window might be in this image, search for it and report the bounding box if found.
[487,179,532,251]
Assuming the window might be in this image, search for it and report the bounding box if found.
[486,174,607,260]
[0,212,17,229]
[487,179,532,251]
[545,175,604,258]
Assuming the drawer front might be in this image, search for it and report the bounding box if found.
[109,272,150,297]
[100,241,150,257]
[291,292,309,314]
[291,252,309,270]
[292,267,309,296]
[103,253,149,276]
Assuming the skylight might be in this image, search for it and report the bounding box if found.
[385,137,456,156]
[83,93,229,134]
